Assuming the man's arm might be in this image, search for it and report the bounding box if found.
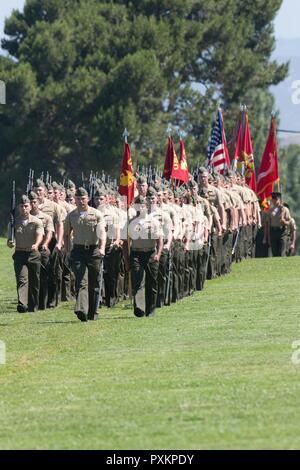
[55,221,64,250]
[154,234,164,261]
[32,227,44,252]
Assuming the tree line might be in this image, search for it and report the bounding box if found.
[1,0,298,247]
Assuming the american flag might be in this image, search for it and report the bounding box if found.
[207,109,230,174]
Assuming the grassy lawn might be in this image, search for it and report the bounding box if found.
[0,237,300,450]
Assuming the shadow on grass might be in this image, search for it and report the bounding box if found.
[36,320,79,325]
[99,316,136,320]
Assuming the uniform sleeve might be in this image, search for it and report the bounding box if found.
[112,209,120,229]
[45,215,55,233]
[96,212,106,240]
[162,212,172,239]
[58,205,67,223]
[283,207,292,222]
[36,219,44,236]
[216,189,224,206]
[153,217,163,239]
[64,213,71,234]
[203,199,211,218]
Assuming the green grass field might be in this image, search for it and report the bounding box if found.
[0,238,300,450]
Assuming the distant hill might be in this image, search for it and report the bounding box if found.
[271,38,300,146]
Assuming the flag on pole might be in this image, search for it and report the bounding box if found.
[242,113,256,191]
[178,139,189,183]
[163,136,179,180]
[257,117,279,208]
[169,138,189,183]
[233,111,257,191]
[207,109,231,174]
[233,121,243,167]
[119,142,135,208]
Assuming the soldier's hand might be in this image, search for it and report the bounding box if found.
[7,240,15,249]
[99,247,105,257]
[31,244,39,252]
[41,244,48,252]
[55,243,62,251]
[153,254,160,262]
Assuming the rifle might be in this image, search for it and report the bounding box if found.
[232,226,240,256]
[26,169,32,195]
[205,232,212,279]
[30,169,34,193]
[164,245,173,305]
[96,257,105,309]
[8,181,16,244]
[147,166,152,185]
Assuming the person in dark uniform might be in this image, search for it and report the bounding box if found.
[64,187,106,322]
[265,192,292,257]
[7,195,44,312]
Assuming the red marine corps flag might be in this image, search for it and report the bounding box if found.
[257,116,279,208]
[174,138,189,183]
[119,129,135,208]
[234,110,257,191]
[163,134,179,180]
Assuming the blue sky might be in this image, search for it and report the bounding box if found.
[0,0,300,42]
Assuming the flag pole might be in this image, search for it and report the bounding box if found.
[122,128,133,305]
[270,112,281,193]
[166,124,173,185]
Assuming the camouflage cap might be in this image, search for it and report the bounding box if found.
[136,175,147,185]
[66,179,76,189]
[34,179,45,188]
[94,188,106,198]
[20,195,30,205]
[75,187,88,197]
[51,181,60,190]
[147,187,157,197]
[134,195,147,205]
[198,166,208,174]
[28,191,38,201]
[188,179,198,188]
[153,183,162,192]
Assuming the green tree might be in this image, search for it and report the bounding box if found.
[279,144,300,254]
[0,0,288,228]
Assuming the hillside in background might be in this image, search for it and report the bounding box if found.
[271,38,300,146]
